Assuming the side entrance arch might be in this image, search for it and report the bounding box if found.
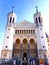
[13,38,20,58]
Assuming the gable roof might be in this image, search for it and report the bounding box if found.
[14,20,35,28]
[20,20,33,24]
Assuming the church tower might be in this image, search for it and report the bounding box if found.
[1,9,17,59]
[1,7,48,65]
[34,6,48,60]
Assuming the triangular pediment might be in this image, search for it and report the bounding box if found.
[15,20,34,28]
[20,20,33,24]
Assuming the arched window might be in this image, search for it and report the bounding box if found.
[16,39,20,44]
[20,30,21,34]
[22,30,23,34]
[13,18,14,23]
[39,17,41,23]
[30,38,35,44]
[36,18,38,26]
[18,30,19,34]
[15,30,17,34]
[29,30,30,34]
[24,30,25,34]
[27,30,28,34]
[23,39,28,44]
[31,30,32,34]
[10,17,12,23]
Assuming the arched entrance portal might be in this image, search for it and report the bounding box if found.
[30,38,37,57]
[22,38,28,65]
[13,38,20,57]
[22,52,28,65]
[23,52,27,61]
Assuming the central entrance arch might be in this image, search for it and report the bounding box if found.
[23,52,27,61]
[22,52,28,65]
[22,38,28,65]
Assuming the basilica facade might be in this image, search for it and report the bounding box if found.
[1,8,48,65]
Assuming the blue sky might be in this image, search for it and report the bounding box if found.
[0,0,49,45]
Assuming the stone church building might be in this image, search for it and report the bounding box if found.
[1,8,48,65]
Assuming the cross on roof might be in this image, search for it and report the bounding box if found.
[35,6,38,13]
[12,6,15,13]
